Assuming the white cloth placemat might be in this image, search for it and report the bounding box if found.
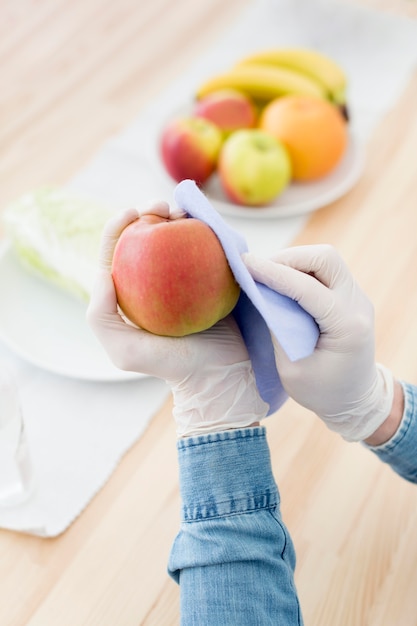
[1,0,416,536]
[0,344,169,536]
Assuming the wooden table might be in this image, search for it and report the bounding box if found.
[1,1,417,624]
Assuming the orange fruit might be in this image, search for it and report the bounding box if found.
[259,95,348,181]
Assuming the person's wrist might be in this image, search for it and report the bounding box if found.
[172,361,269,438]
[364,379,404,446]
[179,422,260,438]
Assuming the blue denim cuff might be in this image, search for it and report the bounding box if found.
[364,381,417,483]
[177,427,279,522]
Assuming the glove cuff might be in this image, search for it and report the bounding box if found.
[329,364,395,442]
[172,360,269,438]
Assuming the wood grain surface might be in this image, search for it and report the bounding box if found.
[1,1,416,624]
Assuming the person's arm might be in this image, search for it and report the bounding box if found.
[244,245,417,483]
[364,379,404,446]
[87,204,302,623]
[364,381,417,484]
[168,427,303,626]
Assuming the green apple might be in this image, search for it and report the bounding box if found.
[218,129,292,206]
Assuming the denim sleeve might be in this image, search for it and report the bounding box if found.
[168,427,303,626]
[364,382,417,483]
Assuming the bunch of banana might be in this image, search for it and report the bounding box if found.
[196,63,326,102]
[237,48,347,105]
[196,47,348,116]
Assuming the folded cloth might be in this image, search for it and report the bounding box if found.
[174,180,319,414]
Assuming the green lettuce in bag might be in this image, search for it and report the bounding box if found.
[2,187,113,300]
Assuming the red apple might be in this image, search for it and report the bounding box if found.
[218,129,292,206]
[111,214,240,337]
[194,88,257,134]
[159,116,223,186]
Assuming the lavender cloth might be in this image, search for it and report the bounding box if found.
[174,180,319,415]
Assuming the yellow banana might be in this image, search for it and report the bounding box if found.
[237,48,347,105]
[195,64,327,103]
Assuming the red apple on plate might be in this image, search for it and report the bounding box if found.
[159,116,223,186]
[218,129,292,206]
[194,88,257,135]
[112,214,240,337]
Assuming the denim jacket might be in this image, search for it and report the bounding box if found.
[365,382,417,483]
[169,382,417,625]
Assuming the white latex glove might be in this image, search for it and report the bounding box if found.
[243,245,394,442]
[87,203,268,437]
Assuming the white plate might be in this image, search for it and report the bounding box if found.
[204,134,365,219]
[0,244,142,382]
[152,106,365,220]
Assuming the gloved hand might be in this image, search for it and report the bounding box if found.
[87,203,268,437]
[243,245,394,442]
